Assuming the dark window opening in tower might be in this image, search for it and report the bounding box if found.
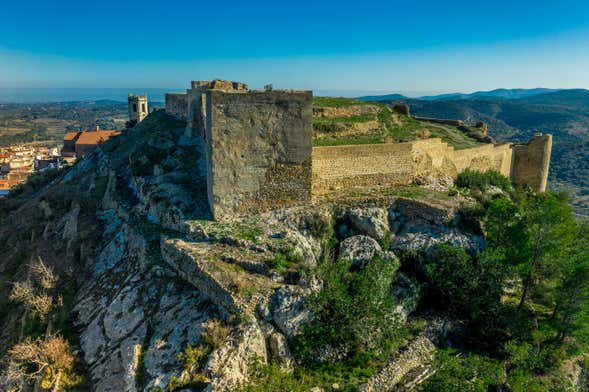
[142,103,146,112]
[133,104,137,112]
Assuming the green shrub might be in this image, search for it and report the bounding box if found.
[267,253,291,270]
[422,349,504,392]
[169,321,229,391]
[295,255,405,364]
[422,244,478,315]
[420,244,508,348]
[458,203,486,234]
[455,169,512,192]
[240,360,374,392]
[267,248,305,271]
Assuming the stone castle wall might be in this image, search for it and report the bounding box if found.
[185,80,249,138]
[511,134,552,192]
[165,93,188,119]
[162,80,552,219]
[312,139,513,195]
[205,89,313,220]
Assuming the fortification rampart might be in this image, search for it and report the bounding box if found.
[511,134,552,192]
[312,139,513,195]
[162,80,552,219]
[412,116,465,127]
[165,93,188,119]
[205,89,313,220]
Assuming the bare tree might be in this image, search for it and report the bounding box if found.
[30,257,58,290]
[9,281,53,320]
[6,334,74,392]
[9,257,58,321]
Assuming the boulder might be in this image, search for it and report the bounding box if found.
[413,175,454,192]
[268,286,313,339]
[268,332,294,370]
[345,207,390,242]
[205,322,268,391]
[339,235,382,264]
[392,228,484,254]
[390,198,458,227]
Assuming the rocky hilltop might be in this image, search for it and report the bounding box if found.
[0,111,587,391]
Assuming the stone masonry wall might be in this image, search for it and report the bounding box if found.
[165,93,188,119]
[185,80,249,138]
[312,139,513,195]
[162,80,552,219]
[186,88,207,138]
[511,134,552,192]
[205,90,313,220]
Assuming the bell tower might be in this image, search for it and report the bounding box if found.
[128,93,148,123]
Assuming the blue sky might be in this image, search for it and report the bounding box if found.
[1,0,589,95]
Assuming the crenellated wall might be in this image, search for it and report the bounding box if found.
[312,139,513,195]
[511,134,552,192]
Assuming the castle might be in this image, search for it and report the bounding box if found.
[161,80,552,220]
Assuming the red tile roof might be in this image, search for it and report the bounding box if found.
[64,131,81,141]
[75,130,122,145]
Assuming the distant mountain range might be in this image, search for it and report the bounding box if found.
[356,93,409,101]
[359,88,589,217]
[357,88,575,102]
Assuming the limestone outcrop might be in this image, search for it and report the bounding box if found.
[0,108,561,391]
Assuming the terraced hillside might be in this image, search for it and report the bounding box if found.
[0,101,128,147]
[312,97,488,149]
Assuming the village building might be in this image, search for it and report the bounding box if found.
[0,145,62,196]
[60,126,122,160]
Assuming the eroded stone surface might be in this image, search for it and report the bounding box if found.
[339,235,382,263]
[360,337,435,392]
[345,207,390,241]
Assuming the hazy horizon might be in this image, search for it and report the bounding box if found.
[0,86,584,104]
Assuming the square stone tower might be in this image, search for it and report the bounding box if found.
[204,87,313,220]
[128,93,149,123]
[185,80,248,138]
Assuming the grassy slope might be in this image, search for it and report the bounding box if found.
[312,97,484,149]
